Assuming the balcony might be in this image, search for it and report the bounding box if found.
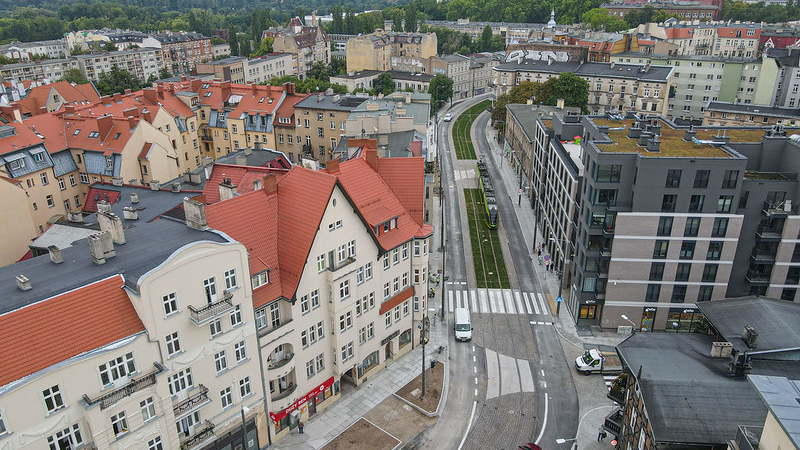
[188,291,234,325]
[183,420,215,450]
[731,425,762,450]
[268,353,295,371]
[603,408,624,439]
[607,373,627,404]
[83,363,165,410]
[271,382,297,402]
[328,256,356,273]
[750,251,777,264]
[763,201,797,217]
[200,133,213,142]
[746,269,771,285]
[602,223,615,236]
[173,384,210,418]
[756,224,782,241]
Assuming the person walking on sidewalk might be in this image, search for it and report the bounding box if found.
[298,421,304,434]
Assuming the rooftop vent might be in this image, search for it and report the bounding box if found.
[16,274,31,291]
[130,192,139,204]
[171,182,181,193]
[48,245,63,264]
[111,176,124,187]
[742,325,759,349]
[149,180,160,191]
[122,206,138,220]
[67,210,84,223]
[97,200,112,213]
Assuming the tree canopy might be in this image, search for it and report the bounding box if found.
[492,73,589,126]
[95,66,144,96]
[373,73,395,96]
[429,74,453,112]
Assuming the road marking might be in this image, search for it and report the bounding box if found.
[472,345,475,352]
[541,369,545,377]
[488,289,500,313]
[474,377,478,385]
[485,349,500,399]
[542,380,547,389]
[537,293,549,315]
[515,291,526,314]
[457,401,478,450]
[479,289,489,312]
[527,292,540,315]
[524,293,533,315]
[518,359,535,393]
[473,355,476,363]
[534,395,549,445]
[448,291,454,312]
[503,289,516,314]
[499,353,521,396]
[474,388,478,396]
[473,366,477,373]
[470,290,478,312]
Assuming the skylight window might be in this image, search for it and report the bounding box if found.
[88,131,99,138]
[114,133,121,140]
[204,92,212,97]
[73,129,80,136]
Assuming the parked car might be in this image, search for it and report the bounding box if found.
[443,113,452,122]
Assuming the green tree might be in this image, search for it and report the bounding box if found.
[252,36,274,56]
[404,4,418,32]
[102,41,117,52]
[158,67,172,79]
[478,24,493,52]
[229,31,239,56]
[331,5,343,34]
[582,8,628,32]
[392,10,404,32]
[308,61,330,82]
[550,72,589,113]
[329,57,347,77]
[344,8,358,34]
[239,37,251,58]
[59,68,90,85]
[429,74,453,112]
[373,72,395,95]
[96,66,142,96]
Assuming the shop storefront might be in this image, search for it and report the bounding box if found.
[399,328,412,349]
[665,308,709,333]
[640,307,656,332]
[269,377,338,433]
[357,351,379,378]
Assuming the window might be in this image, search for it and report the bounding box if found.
[69,174,76,186]
[653,241,669,259]
[224,268,237,289]
[239,377,252,398]
[671,285,687,303]
[662,194,677,212]
[311,289,320,309]
[168,368,193,395]
[684,217,701,237]
[255,309,267,329]
[203,277,217,302]
[209,319,222,338]
[393,277,399,293]
[646,284,660,302]
[383,253,390,269]
[232,341,247,363]
[722,170,739,189]
[739,191,749,209]
[316,354,325,372]
[688,195,704,212]
[74,195,81,207]
[594,164,621,182]
[394,306,401,322]
[58,177,65,190]
[80,173,89,183]
[301,330,309,348]
[384,282,391,299]
[48,424,83,450]
[680,242,696,259]
[46,195,54,208]
[41,173,49,185]
[712,218,728,237]
[357,267,364,284]
[42,385,65,413]
[214,350,228,373]
[270,303,280,328]
[99,352,136,385]
[707,242,723,260]
[385,311,392,327]
[220,387,233,409]
[393,248,399,264]
[339,280,350,300]
[698,286,713,302]
[702,264,718,282]
[162,292,178,316]
[300,294,310,314]
[665,169,682,188]
[341,342,354,361]
[781,288,796,301]
[365,262,373,280]
[317,254,325,272]
[111,412,128,436]
[339,311,353,332]
[402,272,409,288]
[166,332,181,356]
[675,263,691,281]
[717,195,733,213]
[657,217,673,236]
[141,397,156,422]
[306,359,315,378]
[402,243,409,259]
[147,436,163,450]
[649,262,665,281]
[230,305,242,327]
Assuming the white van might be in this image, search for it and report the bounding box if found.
[454,308,472,341]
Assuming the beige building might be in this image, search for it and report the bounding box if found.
[329,70,434,94]
[344,92,431,148]
[289,92,365,162]
[74,47,163,83]
[345,31,437,73]
[704,101,800,127]
[244,53,295,84]
[0,175,37,265]
[195,56,246,83]
[272,19,330,79]
[433,54,472,100]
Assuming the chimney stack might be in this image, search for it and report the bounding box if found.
[67,210,84,223]
[97,199,112,213]
[88,231,115,264]
[171,182,181,193]
[48,245,63,264]
[365,148,378,170]
[149,180,160,191]
[122,206,139,220]
[184,197,208,230]
[98,211,126,244]
[263,174,278,196]
[111,176,124,186]
[183,172,191,183]
[684,128,697,142]
[130,192,139,204]
[15,274,31,291]
[219,177,238,201]
[326,159,340,174]
[244,146,253,156]
[646,137,661,153]
[235,154,247,166]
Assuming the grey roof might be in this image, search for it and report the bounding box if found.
[51,150,78,177]
[333,70,381,80]
[506,103,581,142]
[83,151,120,177]
[1,144,51,178]
[493,60,674,82]
[84,182,202,223]
[613,51,759,63]
[384,130,417,158]
[706,101,800,119]
[388,71,434,82]
[618,332,770,445]
[0,217,227,316]
[216,148,287,168]
[697,296,800,355]
[29,223,101,251]
[440,54,470,64]
[204,56,246,66]
[748,375,800,448]
[349,93,431,126]
[295,94,368,111]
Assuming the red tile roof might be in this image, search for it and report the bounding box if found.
[14,81,101,116]
[376,156,426,226]
[82,186,122,213]
[379,286,415,314]
[203,163,289,204]
[0,121,44,155]
[0,275,144,387]
[665,28,694,39]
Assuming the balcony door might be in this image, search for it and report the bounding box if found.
[177,411,201,437]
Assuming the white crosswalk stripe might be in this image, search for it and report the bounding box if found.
[444,288,552,316]
[485,349,536,400]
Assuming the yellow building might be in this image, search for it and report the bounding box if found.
[345,30,437,73]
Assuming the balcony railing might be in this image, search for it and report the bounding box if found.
[173,384,210,417]
[268,353,295,371]
[258,317,294,340]
[732,425,762,450]
[271,383,297,402]
[183,420,215,450]
[83,363,165,410]
[603,408,624,438]
[746,269,772,284]
[756,224,783,240]
[188,291,234,325]
[750,250,777,264]
[763,201,797,216]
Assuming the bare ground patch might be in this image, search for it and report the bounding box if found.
[320,418,400,450]
[395,360,445,413]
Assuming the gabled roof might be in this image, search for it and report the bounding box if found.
[0,121,44,155]
[0,275,144,387]
[202,163,288,204]
[14,81,101,116]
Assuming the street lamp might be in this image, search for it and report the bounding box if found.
[621,314,636,333]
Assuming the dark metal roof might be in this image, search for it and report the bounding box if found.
[706,101,800,119]
[493,60,674,82]
[748,375,800,449]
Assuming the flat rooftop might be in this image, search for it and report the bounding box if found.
[590,117,767,158]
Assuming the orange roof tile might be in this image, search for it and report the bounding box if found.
[203,163,289,204]
[666,28,694,39]
[13,81,101,116]
[376,156,426,226]
[0,121,44,155]
[0,275,144,387]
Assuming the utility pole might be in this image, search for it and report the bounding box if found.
[420,318,427,399]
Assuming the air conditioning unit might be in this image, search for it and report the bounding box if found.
[742,325,759,349]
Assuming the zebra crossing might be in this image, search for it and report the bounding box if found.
[453,169,475,181]
[446,288,551,316]
[485,349,537,400]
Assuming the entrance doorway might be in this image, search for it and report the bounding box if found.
[384,341,393,362]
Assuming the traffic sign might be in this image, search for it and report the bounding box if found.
[543,255,550,261]
[519,188,523,194]
[557,296,562,303]
[611,439,618,446]
[544,260,551,266]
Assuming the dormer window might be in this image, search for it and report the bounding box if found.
[204,92,212,97]
[252,269,270,288]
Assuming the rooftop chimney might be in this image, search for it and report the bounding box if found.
[244,146,253,156]
[184,197,208,230]
[15,274,31,291]
[183,172,191,183]
[88,231,115,264]
[130,192,139,204]
[149,180,160,191]
[98,211,126,244]
[111,176,124,186]
[326,159,340,174]
[171,182,181,193]
[67,210,84,223]
[97,199,112,213]
[684,128,697,142]
[143,87,158,104]
[128,116,137,129]
[48,245,63,264]
[235,154,247,166]
[122,206,139,220]
[646,137,661,153]
[190,171,202,184]
[365,148,378,170]
[263,173,278,196]
[638,132,652,147]
[627,123,642,139]
[219,177,237,201]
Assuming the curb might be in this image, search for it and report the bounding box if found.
[390,361,446,418]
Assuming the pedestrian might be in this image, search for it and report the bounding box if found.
[537,249,541,257]
[538,255,543,265]
[597,428,607,441]
[298,421,304,434]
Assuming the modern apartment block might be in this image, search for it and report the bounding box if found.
[74,47,163,83]
[244,53,295,84]
[494,60,674,116]
[523,111,800,331]
[0,58,79,84]
[0,39,68,61]
[704,101,800,127]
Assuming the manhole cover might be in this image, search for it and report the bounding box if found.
[508,409,515,414]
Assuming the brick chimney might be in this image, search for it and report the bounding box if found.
[128,116,138,130]
[88,231,115,264]
[122,107,138,118]
[365,148,378,170]
[263,173,278,196]
[143,87,158,104]
[283,82,295,95]
[97,114,113,140]
[183,197,208,230]
[220,81,231,100]
[326,159,340,174]
[191,79,202,92]
[219,176,237,201]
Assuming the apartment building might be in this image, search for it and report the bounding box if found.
[244,53,295,84]
[293,93,367,161]
[605,2,720,21]
[432,54,471,100]
[0,58,79,84]
[610,53,777,122]
[703,101,800,126]
[12,80,101,117]
[143,32,212,75]
[345,31,437,73]
[549,114,800,331]
[0,190,266,450]
[74,47,163,83]
[272,18,330,79]
[195,57,247,84]
[765,47,800,108]
[416,19,548,45]
[0,39,68,61]
[330,70,434,93]
[660,21,763,58]
[344,92,431,148]
[492,60,675,116]
[271,87,309,164]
